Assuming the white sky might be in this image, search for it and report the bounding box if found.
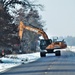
[38,0,75,37]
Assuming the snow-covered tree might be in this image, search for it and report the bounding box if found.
[0,0,44,53]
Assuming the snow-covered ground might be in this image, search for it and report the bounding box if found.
[0,52,40,72]
[0,46,75,73]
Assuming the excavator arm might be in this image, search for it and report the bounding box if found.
[18,21,49,40]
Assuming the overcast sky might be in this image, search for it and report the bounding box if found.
[38,0,75,38]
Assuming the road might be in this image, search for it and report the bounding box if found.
[1,50,75,75]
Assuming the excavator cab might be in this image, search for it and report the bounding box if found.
[40,39,52,50]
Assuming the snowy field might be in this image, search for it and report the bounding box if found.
[0,46,75,73]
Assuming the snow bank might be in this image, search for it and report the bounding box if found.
[7,52,40,63]
[0,63,20,72]
[0,52,40,73]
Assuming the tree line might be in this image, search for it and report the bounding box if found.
[0,0,44,53]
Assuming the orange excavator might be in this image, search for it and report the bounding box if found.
[18,21,67,57]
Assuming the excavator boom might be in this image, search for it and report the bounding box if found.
[18,21,48,40]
